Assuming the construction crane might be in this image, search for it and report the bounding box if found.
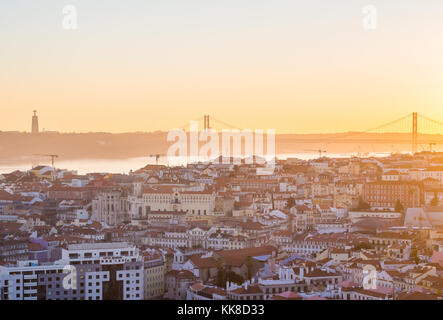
[149,154,166,165]
[304,149,327,158]
[33,154,59,168]
[429,143,438,152]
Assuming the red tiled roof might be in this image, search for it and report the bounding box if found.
[272,291,303,300]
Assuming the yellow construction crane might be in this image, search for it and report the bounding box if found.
[149,154,166,165]
[429,143,438,152]
[33,154,59,168]
[304,149,327,158]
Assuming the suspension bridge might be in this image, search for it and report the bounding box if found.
[176,112,443,154]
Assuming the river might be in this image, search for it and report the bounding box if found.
[0,152,391,175]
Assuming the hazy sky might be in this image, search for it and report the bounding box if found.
[1,0,443,133]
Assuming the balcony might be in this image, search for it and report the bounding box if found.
[24,289,37,294]
[23,274,37,280]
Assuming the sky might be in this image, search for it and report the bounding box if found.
[1,0,443,134]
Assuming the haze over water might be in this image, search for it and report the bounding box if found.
[0,152,392,175]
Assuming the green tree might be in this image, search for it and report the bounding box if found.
[352,242,374,251]
[431,193,439,207]
[226,271,243,285]
[215,257,225,288]
[356,197,371,210]
[216,270,226,288]
[286,197,296,209]
[245,256,254,280]
[410,248,420,264]
[395,200,405,212]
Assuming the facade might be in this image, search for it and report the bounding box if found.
[143,254,165,299]
[61,242,144,300]
[410,168,443,185]
[0,242,144,301]
[348,210,402,223]
[364,181,422,208]
[0,261,68,300]
[165,270,196,299]
[92,191,130,226]
[0,240,29,263]
[129,187,216,217]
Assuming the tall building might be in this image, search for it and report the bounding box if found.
[0,242,144,300]
[31,110,39,134]
[128,186,216,218]
[92,191,130,226]
[364,181,422,208]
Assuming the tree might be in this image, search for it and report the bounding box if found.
[410,248,420,264]
[286,197,296,209]
[395,200,405,213]
[356,197,371,210]
[431,193,439,207]
[245,256,254,280]
[215,257,225,288]
[225,271,243,285]
[216,270,226,288]
[352,242,374,251]
[218,270,244,288]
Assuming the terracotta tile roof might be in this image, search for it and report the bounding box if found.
[272,291,303,300]
[230,284,263,295]
[166,269,196,279]
[397,291,439,300]
[189,254,218,269]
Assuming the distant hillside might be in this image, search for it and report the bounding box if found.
[0,131,442,165]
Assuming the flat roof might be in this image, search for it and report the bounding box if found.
[67,242,132,250]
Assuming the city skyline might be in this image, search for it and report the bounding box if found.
[1,1,443,133]
[3,1,443,306]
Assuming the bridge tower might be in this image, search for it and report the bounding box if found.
[412,112,418,154]
[204,115,210,131]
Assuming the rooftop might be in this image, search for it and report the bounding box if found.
[67,242,133,250]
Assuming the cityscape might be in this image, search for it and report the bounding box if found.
[1,113,443,301]
[2,1,443,308]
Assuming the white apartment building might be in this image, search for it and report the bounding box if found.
[61,242,144,300]
[0,260,66,300]
[348,210,402,223]
[409,168,443,184]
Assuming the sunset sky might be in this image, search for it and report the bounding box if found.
[1,0,443,133]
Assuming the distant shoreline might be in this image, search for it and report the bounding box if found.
[0,131,441,167]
